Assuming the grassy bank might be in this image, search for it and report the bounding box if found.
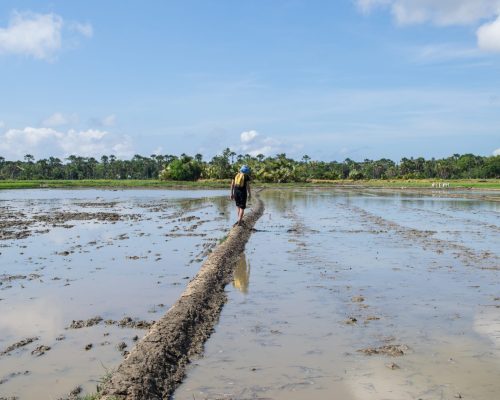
[308,178,500,189]
[0,179,230,190]
[0,178,499,190]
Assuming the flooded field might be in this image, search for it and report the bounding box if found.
[0,189,231,399]
[175,188,500,400]
[1,188,499,400]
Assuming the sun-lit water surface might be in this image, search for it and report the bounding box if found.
[0,189,230,399]
[175,188,500,400]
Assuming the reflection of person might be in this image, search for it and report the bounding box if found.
[233,254,250,294]
[230,165,251,226]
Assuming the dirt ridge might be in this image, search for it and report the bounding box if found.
[100,196,264,400]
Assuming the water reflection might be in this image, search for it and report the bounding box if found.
[211,195,231,221]
[233,254,250,294]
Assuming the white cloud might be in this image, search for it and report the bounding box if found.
[494,148,500,156]
[0,126,134,160]
[357,0,500,26]
[477,15,500,52]
[240,130,259,143]
[42,112,79,127]
[43,112,66,127]
[0,11,62,60]
[356,0,500,53]
[0,11,92,61]
[0,121,4,129]
[235,130,285,157]
[111,136,134,158]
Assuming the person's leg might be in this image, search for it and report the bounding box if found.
[234,189,247,225]
[238,207,245,224]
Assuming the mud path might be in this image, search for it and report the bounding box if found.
[99,196,264,400]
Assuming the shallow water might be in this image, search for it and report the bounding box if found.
[0,189,231,399]
[175,188,500,400]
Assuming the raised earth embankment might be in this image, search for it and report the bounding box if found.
[100,196,264,400]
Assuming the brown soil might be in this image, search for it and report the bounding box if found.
[104,317,154,330]
[0,337,39,357]
[99,196,264,400]
[68,317,103,329]
[358,344,409,357]
[30,345,51,357]
[0,208,141,241]
[67,316,153,330]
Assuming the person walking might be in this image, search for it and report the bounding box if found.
[231,165,251,226]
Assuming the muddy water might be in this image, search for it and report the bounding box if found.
[0,189,231,399]
[175,189,500,400]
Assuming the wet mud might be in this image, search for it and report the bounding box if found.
[0,189,234,399]
[174,188,500,400]
[2,188,499,399]
[0,337,39,357]
[99,196,264,399]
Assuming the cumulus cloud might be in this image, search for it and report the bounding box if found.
[477,15,500,52]
[356,0,500,53]
[0,11,62,60]
[0,126,134,160]
[240,130,259,143]
[0,11,92,61]
[494,148,500,156]
[235,130,284,157]
[42,112,79,127]
[357,0,500,25]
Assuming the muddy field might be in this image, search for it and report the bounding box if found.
[0,189,232,399]
[1,188,499,400]
[175,188,500,400]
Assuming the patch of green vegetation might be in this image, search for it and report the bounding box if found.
[0,179,230,190]
[73,366,117,400]
[328,179,500,189]
[218,234,228,244]
[255,179,500,190]
[0,178,498,190]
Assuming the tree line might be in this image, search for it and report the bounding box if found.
[0,150,498,182]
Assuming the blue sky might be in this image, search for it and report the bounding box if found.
[0,0,499,161]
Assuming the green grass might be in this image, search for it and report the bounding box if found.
[74,367,116,400]
[218,234,229,244]
[307,178,500,189]
[0,178,499,190]
[0,179,230,190]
